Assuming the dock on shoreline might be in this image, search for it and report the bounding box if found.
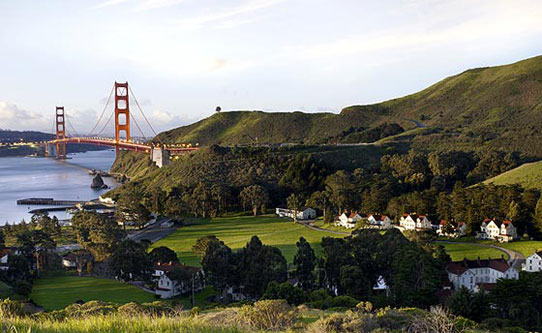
[16,198,85,206]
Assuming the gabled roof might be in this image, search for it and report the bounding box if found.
[155,262,202,274]
[446,257,511,275]
[369,214,388,221]
[0,249,10,258]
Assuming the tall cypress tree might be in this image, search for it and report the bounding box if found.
[293,237,316,291]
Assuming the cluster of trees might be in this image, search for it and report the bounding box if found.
[200,235,287,301]
[0,213,63,297]
[200,230,448,309]
[111,145,524,234]
[448,272,542,331]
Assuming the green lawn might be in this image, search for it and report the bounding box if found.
[30,273,156,311]
[497,241,542,257]
[0,280,13,299]
[438,242,507,261]
[151,214,342,267]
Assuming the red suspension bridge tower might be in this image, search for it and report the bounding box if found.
[55,106,66,160]
[114,82,130,152]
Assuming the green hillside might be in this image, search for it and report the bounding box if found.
[482,160,542,189]
[156,55,542,155]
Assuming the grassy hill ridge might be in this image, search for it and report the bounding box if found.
[156,55,542,155]
[482,160,542,189]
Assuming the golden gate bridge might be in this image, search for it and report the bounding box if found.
[46,82,198,167]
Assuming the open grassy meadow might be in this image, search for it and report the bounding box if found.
[437,242,507,261]
[30,273,156,311]
[151,214,342,267]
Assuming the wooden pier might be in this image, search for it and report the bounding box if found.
[16,198,85,206]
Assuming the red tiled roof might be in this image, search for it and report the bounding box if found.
[0,249,10,257]
[349,212,358,219]
[155,262,202,273]
[440,220,447,225]
[446,258,511,275]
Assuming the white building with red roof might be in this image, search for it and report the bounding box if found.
[153,262,205,299]
[446,257,519,291]
[478,219,517,242]
[336,211,363,229]
[437,220,466,238]
[0,248,10,271]
[367,214,392,229]
[399,213,432,230]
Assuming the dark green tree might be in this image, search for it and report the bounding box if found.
[240,185,269,216]
[149,246,179,264]
[110,239,151,281]
[202,237,234,296]
[292,237,316,291]
[238,236,287,299]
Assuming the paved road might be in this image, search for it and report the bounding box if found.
[297,220,350,235]
[437,240,525,270]
[128,218,178,243]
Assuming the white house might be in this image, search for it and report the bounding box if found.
[446,257,519,292]
[62,253,77,269]
[399,213,432,230]
[367,214,392,229]
[478,219,518,242]
[153,262,205,299]
[336,212,363,229]
[0,249,9,271]
[523,251,542,272]
[275,207,317,220]
[437,220,467,238]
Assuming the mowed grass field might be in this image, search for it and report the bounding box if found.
[151,214,342,267]
[497,241,542,257]
[438,242,507,261]
[31,273,156,311]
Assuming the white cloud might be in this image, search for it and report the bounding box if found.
[0,102,51,132]
[91,0,187,11]
[174,0,284,29]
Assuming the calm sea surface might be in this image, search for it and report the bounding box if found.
[0,150,118,225]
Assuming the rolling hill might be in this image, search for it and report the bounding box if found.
[482,161,542,189]
[156,55,542,156]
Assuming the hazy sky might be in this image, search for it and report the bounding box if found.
[0,0,541,135]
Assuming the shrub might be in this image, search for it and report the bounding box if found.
[307,311,379,333]
[261,281,306,305]
[15,280,32,298]
[0,299,26,318]
[236,299,297,331]
[63,301,118,318]
[329,295,359,309]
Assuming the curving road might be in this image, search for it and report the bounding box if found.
[297,220,350,235]
[437,240,525,270]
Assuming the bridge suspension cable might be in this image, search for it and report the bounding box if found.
[128,86,162,144]
[130,112,147,141]
[95,107,115,137]
[88,85,115,136]
[64,111,79,137]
